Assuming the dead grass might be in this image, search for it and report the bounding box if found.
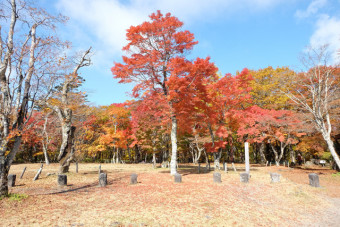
[0,163,339,226]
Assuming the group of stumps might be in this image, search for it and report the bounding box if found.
[6,162,321,189]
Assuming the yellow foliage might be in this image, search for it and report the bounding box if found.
[250,66,296,109]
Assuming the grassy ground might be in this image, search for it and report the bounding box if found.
[0,163,339,226]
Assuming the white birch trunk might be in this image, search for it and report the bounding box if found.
[170,116,178,175]
[245,142,250,173]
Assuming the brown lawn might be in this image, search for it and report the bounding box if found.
[1,163,339,226]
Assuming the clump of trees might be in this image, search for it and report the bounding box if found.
[0,0,91,196]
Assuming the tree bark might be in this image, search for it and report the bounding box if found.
[58,126,76,173]
[259,142,267,164]
[289,145,296,163]
[170,115,178,175]
[213,149,222,170]
[152,152,156,168]
[0,158,9,196]
[324,134,340,170]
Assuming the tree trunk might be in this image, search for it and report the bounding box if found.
[189,143,195,164]
[58,126,76,173]
[170,115,178,175]
[259,142,267,164]
[0,156,9,196]
[323,134,340,170]
[270,142,279,166]
[213,149,222,170]
[203,149,209,165]
[289,145,296,163]
[152,152,156,168]
[277,141,287,165]
[42,143,50,165]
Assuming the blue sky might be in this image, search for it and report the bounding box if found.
[41,0,340,106]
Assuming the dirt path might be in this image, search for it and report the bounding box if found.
[0,163,339,226]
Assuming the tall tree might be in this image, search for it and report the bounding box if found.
[112,11,217,174]
[45,48,91,173]
[0,0,66,196]
[285,45,340,169]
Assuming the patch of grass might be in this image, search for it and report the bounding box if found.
[332,172,340,177]
[0,193,28,201]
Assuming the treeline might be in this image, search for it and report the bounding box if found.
[15,65,340,169]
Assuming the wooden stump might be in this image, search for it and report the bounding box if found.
[99,173,107,187]
[270,173,280,183]
[58,174,67,186]
[240,172,249,183]
[309,173,320,187]
[174,173,182,183]
[213,172,222,183]
[8,174,16,187]
[130,173,138,185]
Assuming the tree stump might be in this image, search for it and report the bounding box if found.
[270,173,280,183]
[240,172,249,183]
[99,173,107,187]
[8,174,16,187]
[309,173,320,187]
[130,173,138,184]
[174,173,182,183]
[213,172,222,183]
[58,174,67,186]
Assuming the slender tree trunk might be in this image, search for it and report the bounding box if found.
[152,152,156,168]
[203,149,209,165]
[170,115,178,175]
[213,149,222,169]
[289,145,296,163]
[189,143,195,164]
[116,147,120,164]
[259,142,267,164]
[270,142,279,166]
[42,144,50,165]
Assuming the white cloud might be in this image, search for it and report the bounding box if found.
[295,0,327,19]
[56,0,290,59]
[309,14,340,63]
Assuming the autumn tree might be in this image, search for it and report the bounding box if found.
[130,94,170,166]
[0,0,67,196]
[203,69,253,166]
[45,48,92,173]
[112,11,218,174]
[250,66,296,109]
[286,45,340,169]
